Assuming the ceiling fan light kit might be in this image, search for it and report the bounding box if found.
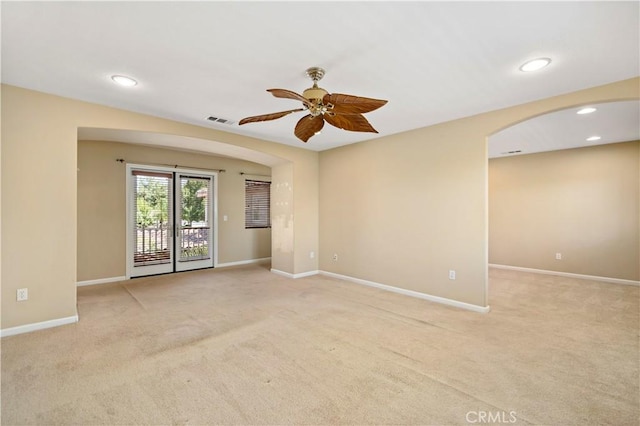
[239,67,388,143]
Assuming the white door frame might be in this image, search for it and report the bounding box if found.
[126,163,219,279]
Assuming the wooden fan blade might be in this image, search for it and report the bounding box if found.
[267,89,311,107]
[324,113,378,133]
[238,108,305,125]
[294,114,324,143]
[323,93,388,114]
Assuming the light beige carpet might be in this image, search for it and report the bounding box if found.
[1,265,638,425]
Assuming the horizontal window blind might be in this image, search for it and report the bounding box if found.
[132,170,172,266]
[245,180,271,229]
[132,170,173,179]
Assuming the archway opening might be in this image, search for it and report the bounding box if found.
[76,128,292,284]
[487,100,640,300]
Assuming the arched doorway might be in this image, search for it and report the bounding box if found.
[486,100,640,300]
[76,128,290,282]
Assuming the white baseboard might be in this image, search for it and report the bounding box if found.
[270,269,319,279]
[77,276,127,287]
[319,271,491,314]
[489,264,640,286]
[217,257,271,268]
[1,314,79,338]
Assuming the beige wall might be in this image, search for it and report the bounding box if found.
[319,78,639,308]
[320,118,489,306]
[1,84,319,330]
[271,162,295,273]
[489,141,639,281]
[1,78,638,330]
[77,140,272,281]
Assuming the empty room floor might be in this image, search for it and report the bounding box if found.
[1,265,638,425]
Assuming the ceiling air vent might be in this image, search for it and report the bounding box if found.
[207,116,235,125]
[501,150,522,155]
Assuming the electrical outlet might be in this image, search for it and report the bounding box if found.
[332,253,338,261]
[448,270,456,280]
[555,252,562,260]
[309,251,315,259]
[17,288,28,301]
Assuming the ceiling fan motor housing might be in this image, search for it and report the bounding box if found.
[302,86,328,102]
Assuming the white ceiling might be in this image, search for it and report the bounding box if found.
[2,1,639,152]
[489,100,640,158]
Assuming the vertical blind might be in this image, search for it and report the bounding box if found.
[245,180,271,228]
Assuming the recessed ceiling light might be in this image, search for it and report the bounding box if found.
[519,58,551,72]
[577,107,597,115]
[586,136,601,142]
[111,75,138,87]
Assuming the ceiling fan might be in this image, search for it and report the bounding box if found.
[239,67,388,143]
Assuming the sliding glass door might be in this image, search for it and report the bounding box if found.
[130,170,174,277]
[127,166,216,278]
[175,174,213,272]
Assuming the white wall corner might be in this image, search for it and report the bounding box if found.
[271,269,319,279]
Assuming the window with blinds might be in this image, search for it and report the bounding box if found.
[132,170,172,266]
[245,180,271,229]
